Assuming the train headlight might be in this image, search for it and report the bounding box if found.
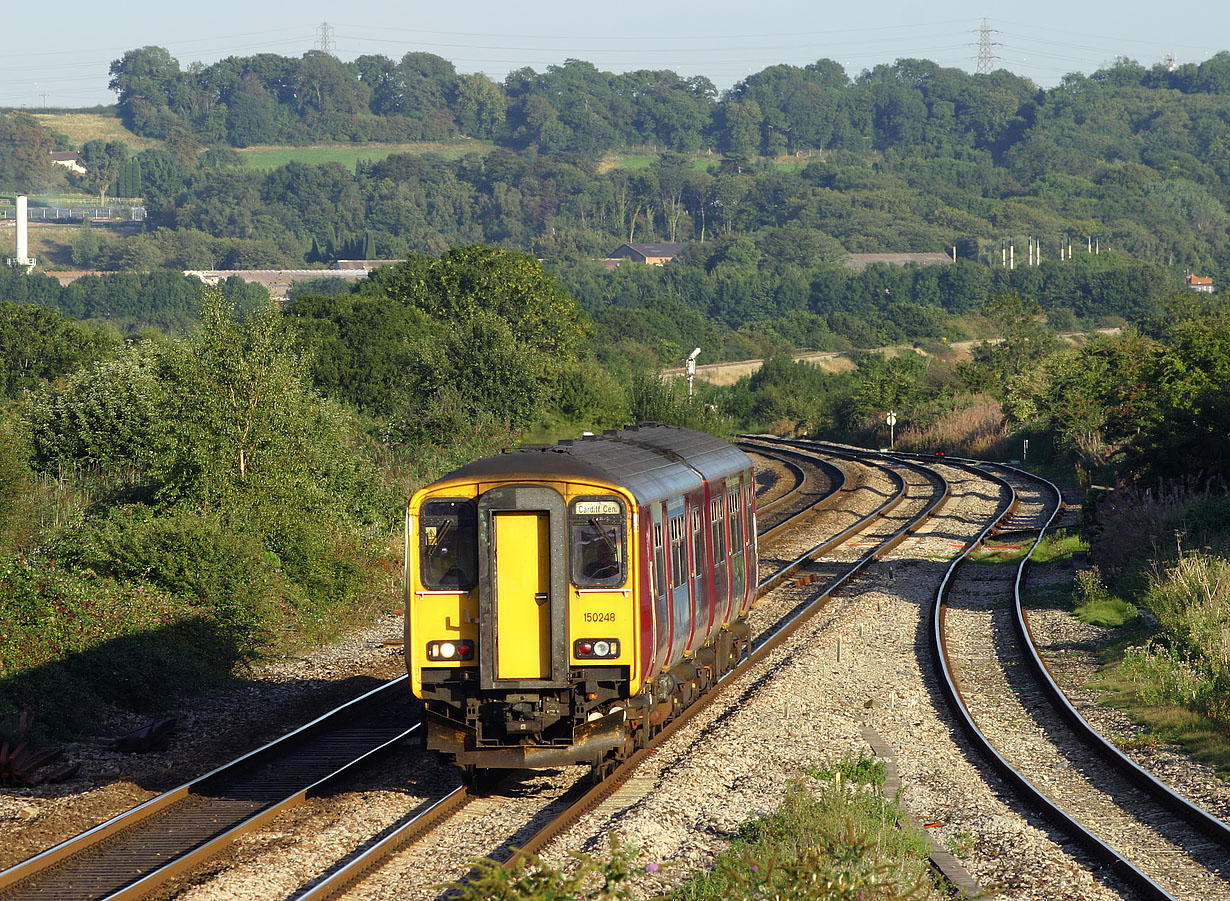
[427,639,474,661]
[574,639,619,659]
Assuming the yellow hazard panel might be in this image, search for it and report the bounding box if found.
[495,511,551,679]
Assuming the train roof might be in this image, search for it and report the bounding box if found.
[430,424,750,505]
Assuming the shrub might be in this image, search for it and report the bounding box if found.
[0,420,33,553]
[1143,553,1230,680]
[1085,478,1228,582]
[445,834,642,901]
[50,506,293,657]
[1118,642,1216,710]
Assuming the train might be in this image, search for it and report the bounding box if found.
[404,424,758,778]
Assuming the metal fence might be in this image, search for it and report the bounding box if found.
[0,205,146,221]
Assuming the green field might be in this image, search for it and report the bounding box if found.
[237,141,497,170]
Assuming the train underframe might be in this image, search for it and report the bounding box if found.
[420,621,752,781]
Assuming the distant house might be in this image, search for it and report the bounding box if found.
[1186,274,1215,293]
[606,242,687,266]
[49,151,86,175]
[841,252,954,271]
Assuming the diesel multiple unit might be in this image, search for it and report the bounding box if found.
[405,424,757,775]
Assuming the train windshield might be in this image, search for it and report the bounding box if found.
[420,499,477,590]
[571,497,626,587]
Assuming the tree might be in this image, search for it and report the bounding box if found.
[75,140,130,205]
[0,300,120,398]
[153,291,308,501]
[959,292,1057,398]
[0,113,61,192]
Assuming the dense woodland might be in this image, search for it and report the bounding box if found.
[3,49,1230,756]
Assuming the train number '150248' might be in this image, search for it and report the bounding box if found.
[583,611,616,623]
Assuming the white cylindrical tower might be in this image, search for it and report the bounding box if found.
[16,195,29,264]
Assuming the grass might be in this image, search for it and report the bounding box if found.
[32,112,159,150]
[968,528,1087,566]
[237,140,496,170]
[672,773,938,901]
[805,750,886,787]
[1097,671,1230,778]
[597,151,818,174]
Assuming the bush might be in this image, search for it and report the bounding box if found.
[0,553,190,680]
[0,420,33,554]
[1118,642,1216,710]
[50,506,293,657]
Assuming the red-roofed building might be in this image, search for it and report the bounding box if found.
[1186,274,1215,293]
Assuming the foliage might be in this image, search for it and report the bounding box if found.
[48,506,291,657]
[629,371,727,435]
[673,776,936,901]
[0,299,121,398]
[0,419,33,554]
[24,342,164,471]
[0,112,64,192]
[444,834,642,901]
[1072,566,1138,627]
[805,750,886,788]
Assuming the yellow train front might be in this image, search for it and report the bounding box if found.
[405,424,758,775]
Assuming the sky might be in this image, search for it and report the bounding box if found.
[5,1,1229,109]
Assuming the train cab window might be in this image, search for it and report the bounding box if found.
[570,497,626,587]
[420,499,477,590]
[668,513,686,589]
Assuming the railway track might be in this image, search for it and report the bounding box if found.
[930,457,1230,900]
[287,443,960,901]
[0,681,420,901]
[28,445,1221,901]
[0,443,850,900]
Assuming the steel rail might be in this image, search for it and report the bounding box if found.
[288,442,912,900]
[928,458,1175,901]
[499,443,951,866]
[0,678,420,901]
[748,450,809,515]
[740,442,846,541]
[1003,465,1230,851]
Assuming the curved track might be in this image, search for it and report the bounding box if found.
[0,443,842,901]
[285,443,953,900]
[930,457,1230,901]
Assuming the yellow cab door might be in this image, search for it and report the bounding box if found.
[494,512,551,679]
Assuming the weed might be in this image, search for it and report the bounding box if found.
[673,775,938,901]
[1072,567,1138,627]
[947,829,976,858]
[806,750,886,788]
[441,833,645,900]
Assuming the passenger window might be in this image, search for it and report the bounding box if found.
[729,489,743,557]
[420,499,477,590]
[669,513,686,589]
[571,497,626,587]
[652,521,666,598]
[691,508,703,577]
